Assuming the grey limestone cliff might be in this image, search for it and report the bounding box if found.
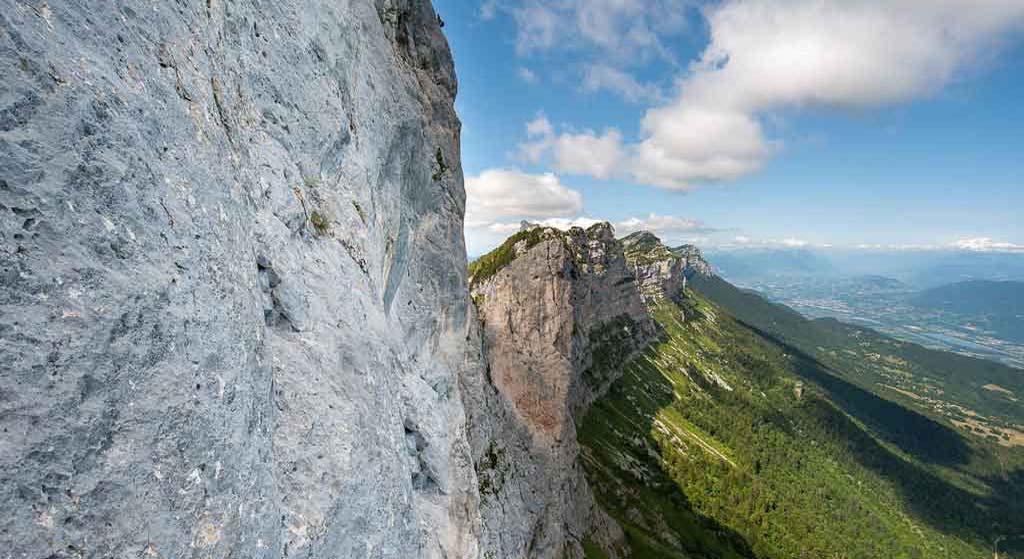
[1,1,481,557]
[672,244,714,278]
[461,226,715,559]
[465,223,658,559]
[622,232,713,305]
[0,1,720,558]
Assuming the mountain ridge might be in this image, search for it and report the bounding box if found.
[4,2,1022,556]
[466,221,711,557]
[469,224,1024,558]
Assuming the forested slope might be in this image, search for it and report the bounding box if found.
[579,282,1024,558]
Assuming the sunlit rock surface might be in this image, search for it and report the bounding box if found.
[0,1,480,557]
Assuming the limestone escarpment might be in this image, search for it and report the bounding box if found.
[462,226,715,559]
[471,224,653,443]
[465,223,660,559]
[672,243,714,278]
[622,232,714,305]
[0,1,721,557]
[0,1,480,557]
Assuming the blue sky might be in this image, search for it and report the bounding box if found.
[433,1,1024,256]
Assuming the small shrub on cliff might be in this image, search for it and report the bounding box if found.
[309,211,330,236]
[467,227,552,286]
[432,147,448,181]
[351,200,366,225]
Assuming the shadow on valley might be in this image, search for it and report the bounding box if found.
[582,281,1024,557]
[580,325,761,559]
[748,322,1024,545]
[760,328,971,467]
[983,468,1024,555]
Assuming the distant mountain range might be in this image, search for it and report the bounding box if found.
[910,280,1024,343]
[706,248,1024,288]
[705,250,1024,366]
[910,279,1024,315]
[705,248,837,281]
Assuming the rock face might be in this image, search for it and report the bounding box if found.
[472,224,653,442]
[0,2,720,558]
[465,223,656,559]
[622,231,688,305]
[461,227,715,558]
[1,1,481,558]
[673,243,714,278]
[622,232,713,304]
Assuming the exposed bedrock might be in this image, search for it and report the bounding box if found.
[1,1,479,557]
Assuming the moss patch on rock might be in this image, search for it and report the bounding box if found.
[468,227,561,287]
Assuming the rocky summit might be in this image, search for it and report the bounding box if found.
[622,232,713,306]
[466,222,711,559]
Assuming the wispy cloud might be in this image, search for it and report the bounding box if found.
[715,237,1024,252]
[516,66,539,84]
[711,235,831,250]
[479,0,498,21]
[616,213,718,236]
[582,64,662,103]
[506,0,693,62]
[517,116,626,180]
[951,238,1024,252]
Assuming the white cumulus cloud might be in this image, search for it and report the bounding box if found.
[511,0,1024,190]
[463,169,723,254]
[465,169,583,226]
[951,237,1024,252]
[550,129,627,180]
[518,117,627,180]
[464,169,586,254]
[631,0,1024,188]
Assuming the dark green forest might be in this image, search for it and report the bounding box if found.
[579,280,1024,559]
